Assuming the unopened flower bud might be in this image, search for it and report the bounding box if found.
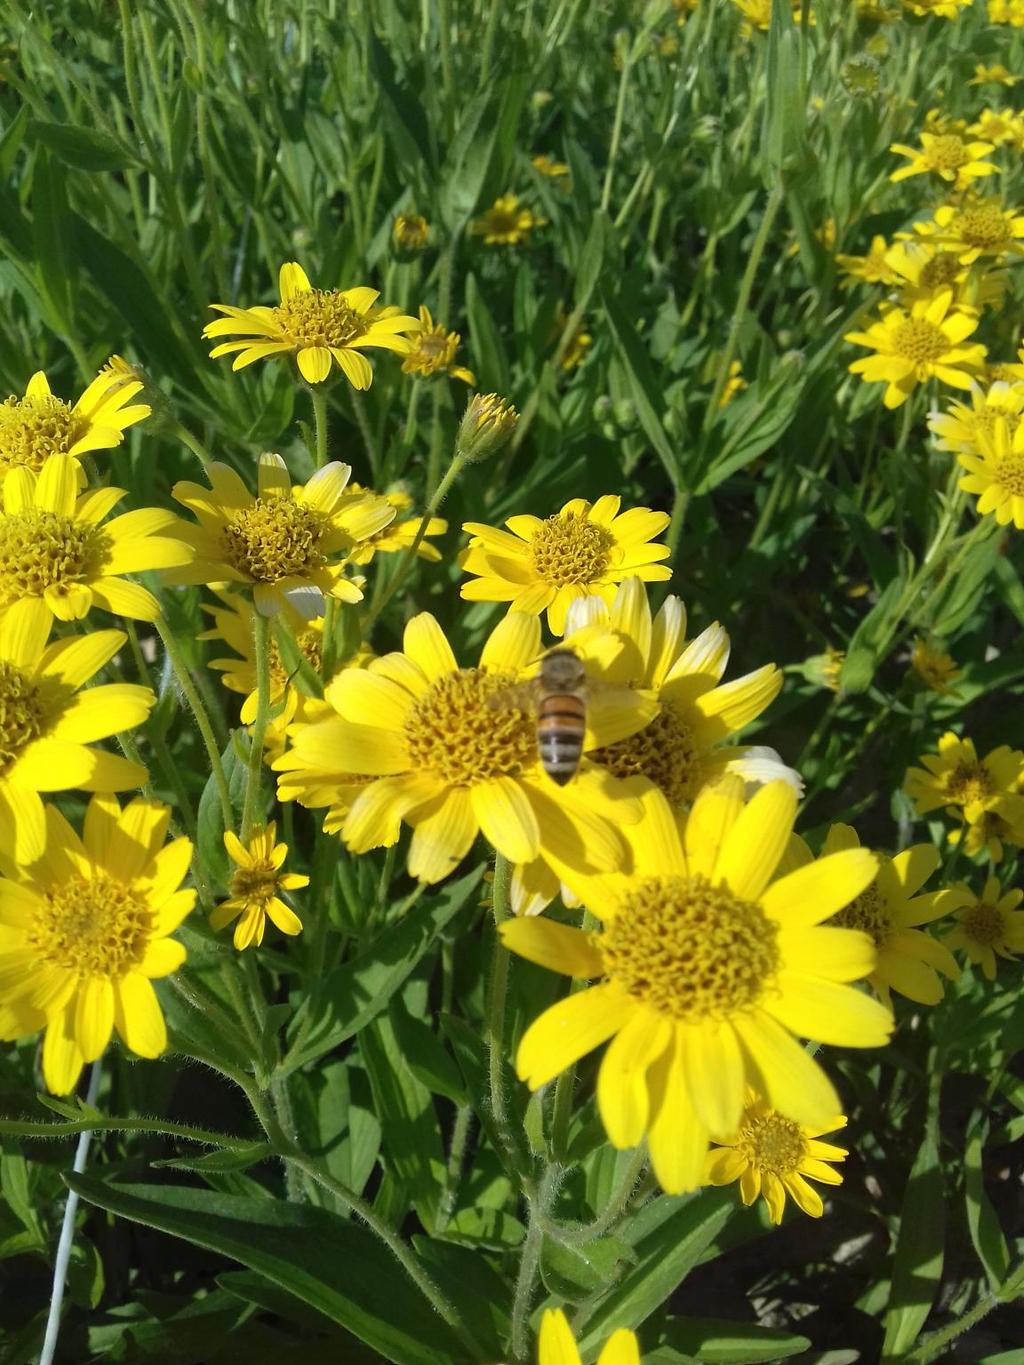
[457,393,519,461]
[393,214,430,255]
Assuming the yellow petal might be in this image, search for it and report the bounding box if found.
[42,1004,84,1096]
[538,1309,581,1365]
[733,1009,839,1130]
[297,346,332,383]
[597,1008,672,1148]
[499,917,604,977]
[403,613,458,683]
[684,774,745,878]
[761,850,879,928]
[406,787,477,883]
[113,974,167,1058]
[516,984,633,1089]
[765,973,893,1047]
[646,1028,709,1194]
[278,261,311,300]
[472,778,541,863]
[714,781,796,899]
[598,1331,641,1365]
[75,977,114,1061]
[681,1021,745,1135]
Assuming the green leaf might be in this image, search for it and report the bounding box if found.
[575,1190,733,1348]
[694,371,807,495]
[66,1175,469,1365]
[0,1143,44,1246]
[540,1233,630,1300]
[600,287,681,486]
[574,211,609,313]
[280,867,482,1076]
[839,576,908,694]
[762,0,807,186]
[390,998,468,1104]
[32,147,75,330]
[368,33,434,175]
[153,1141,275,1174]
[881,1125,944,1360]
[964,1116,1010,1290]
[464,271,510,392]
[655,1317,811,1363]
[66,1237,105,1310]
[30,119,137,172]
[196,738,241,886]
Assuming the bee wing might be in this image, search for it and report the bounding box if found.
[486,679,538,711]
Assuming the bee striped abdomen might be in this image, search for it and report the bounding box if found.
[536,693,586,785]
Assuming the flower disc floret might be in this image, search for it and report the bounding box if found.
[31,874,152,977]
[530,512,614,586]
[0,511,105,606]
[832,883,889,943]
[602,875,780,1020]
[591,706,702,806]
[222,498,325,583]
[403,668,535,784]
[0,660,45,772]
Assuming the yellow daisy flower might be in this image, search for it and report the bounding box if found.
[167,453,395,617]
[928,380,1024,459]
[816,825,963,1007]
[969,109,1024,149]
[532,154,570,181]
[198,592,326,725]
[392,214,429,252]
[502,779,893,1194]
[910,637,962,694]
[0,368,150,480]
[959,414,1024,530]
[945,875,1024,979]
[400,306,476,386]
[836,235,899,289]
[706,1093,847,1224]
[202,261,421,388]
[273,610,653,884]
[845,289,987,409]
[732,0,812,34]
[460,496,671,636]
[0,453,193,628]
[0,603,151,864]
[210,823,308,951]
[901,0,972,13]
[969,65,1018,86]
[989,0,1024,22]
[888,133,998,192]
[855,0,900,19]
[471,194,545,246]
[345,484,447,565]
[0,793,194,1094]
[537,1309,639,1365]
[923,199,1024,265]
[904,732,1024,861]
[883,239,1002,312]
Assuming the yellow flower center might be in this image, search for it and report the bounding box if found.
[601,874,780,1021]
[230,862,280,907]
[222,498,326,583]
[483,207,523,236]
[946,760,994,805]
[0,660,47,773]
[737,1111,806,1175]
[0,511,108,607]
[919,252,963,288]
[995,449,1024,495]
[960,900,1004,946]
[273,289,368,349]
[893,318,951,364]
[927,135,970,172]
[954,205,1010,250]
[29,873,152,978]
[590,706,701,806]
[832,883,890,945]
[0,395,86,475]
[403,667,535,784]
[530,512,614,587]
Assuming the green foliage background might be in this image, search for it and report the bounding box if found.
[0,0,1022,1362]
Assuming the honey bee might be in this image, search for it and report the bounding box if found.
[489,646,589,786]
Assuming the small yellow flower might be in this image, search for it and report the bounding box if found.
[945,875,1024,979]
[400,306,475,386]
[211,823,308,951]
[345,484,447,565]
[969,109,1024,149]
[905,732,1024,861]
[924,199,1024,264]
[718,359,748,407]
[885,237,1005,312]
[471,193,545,246]
[818,824,963,1007]
[855,0,900,18]
[958,414,1024,531]
[901,0,972,14]
[168,454,395,617]
[0,369,150,480]
[0,453,193,629]
[273,611,653,883]
[0,793,193,1094]
[531,154,570,182]
[929,380,1024,459]
[970,64,1018,87]
[706,1094,847,1224]
[537,1309,639,1365]
[732,0,813,34]
[392,214,429,251]
[203,262,421,388]
[910,637,962,694]
[502,779,892,1194]
[456,393,519,461]
[888,133,998,192]
[835,235,899,289]
[809,646,846,692]
[0,602,151,863]
[460,496,671,635]
[845,288,987,409]
[989,0,1024,22]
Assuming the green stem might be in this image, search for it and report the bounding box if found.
[156,618,234,831]
[173,420,213,471]
[544,1145,647,1246]
[240,611,271,841]
[600,47,633,214]
[705,185,784,421]
[510,1166,558,1364]
[487,854,513,1147]
[310,385,329,468]
[123,619,154,691]
[436,1105,472,1233]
